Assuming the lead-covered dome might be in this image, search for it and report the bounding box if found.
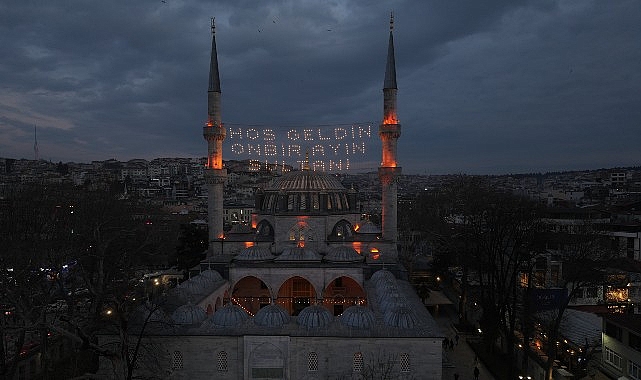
[324,246,363,263]
[253,304,290,327]
[171,304,207,325]
[203,304,249,328]
[257,169,355,214]
[383,306,419,329]
[297,305,333,329]
[339,305,375,329]
[234,245,275,262]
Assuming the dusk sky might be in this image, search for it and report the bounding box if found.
[1,1,639,175]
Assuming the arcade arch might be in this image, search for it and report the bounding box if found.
[277,276,318,316]
[322,276,367,316]
[230,276,271,316]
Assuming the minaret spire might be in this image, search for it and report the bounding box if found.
[203,17,227,253]
[378,11,402,249]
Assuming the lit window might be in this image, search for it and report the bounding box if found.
[400,353,410,372]
[172,351,184,370]
[217,351,228,372]
[353,352,363,372]
[308,352,318,372]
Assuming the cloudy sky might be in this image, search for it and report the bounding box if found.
[1,0,639,174]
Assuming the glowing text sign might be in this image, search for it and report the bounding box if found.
[226,124,373,171]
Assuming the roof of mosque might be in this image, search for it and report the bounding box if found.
[145,270,443,338]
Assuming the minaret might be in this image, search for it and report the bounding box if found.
[378,12,401,245]
[203,18,227,254]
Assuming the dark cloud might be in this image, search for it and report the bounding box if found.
[0,0,639,174]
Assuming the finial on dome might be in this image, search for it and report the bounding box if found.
[211,17,215,34]
[389,11,394,31]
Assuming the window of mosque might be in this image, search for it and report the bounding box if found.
[172,351,184,370]
[300,194,307,210]
[288,195,295,210]
[312,194,320,210]
[308,352,319,372]
[353,352,363,372]
[400,353,410,372]
[217,351,228,372]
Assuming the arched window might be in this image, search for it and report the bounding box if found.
[308,351,318,372]
[400,352,410,373]
[353,352,363,373]
[171,351,183,370]
[329,220,354,240]
[217,351,228,372]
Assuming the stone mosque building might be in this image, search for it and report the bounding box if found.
[106,15,444,380]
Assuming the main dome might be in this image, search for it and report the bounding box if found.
[257,169,356,214]
[267,170,345,191]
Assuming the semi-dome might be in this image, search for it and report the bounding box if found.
[171,304,207,325]
[339,305,375,329]
[253,304,290,327]
[234,245,275,262]
[257,169,355,214]
[324,246,363,263]
[204,304,249,328]
[275,246,322,262]
[383,306,419,329]
[297,305,333,329]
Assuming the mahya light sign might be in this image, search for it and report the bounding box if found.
[226,123,373,172]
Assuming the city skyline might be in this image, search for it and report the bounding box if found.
[1,1,640,175]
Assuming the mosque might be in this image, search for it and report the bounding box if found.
[106,15,444,380]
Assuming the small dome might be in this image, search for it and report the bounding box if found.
[234,245,275,262]
[171,304,207,325]
[370,269,396,285]
[254,304,290,327]
[383,306,418,329]
[199,269,223,283]
[190,274,216,289]
[275,247,322,262]
[297,305,333,329]
[205,304,249,328]
[179,278,210,297]
[339,305,375,329]
[324,246,363,263]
